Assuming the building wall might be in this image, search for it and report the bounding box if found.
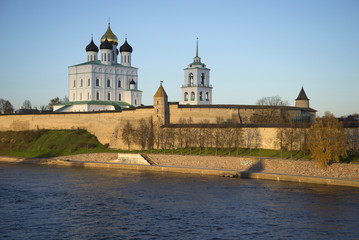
[68,64,141,106]
[0,101,316,150]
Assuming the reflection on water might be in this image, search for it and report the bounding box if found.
[0,163,359,239]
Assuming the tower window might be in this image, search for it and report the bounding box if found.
[200,92,203,101]
[201,73,205,86]
[80,93,82,100]
[73,93,75,100]
[73,80,76,87]
[113,51,115,61]
[87,92,90,100]
[80,79,83,87]
[88,79,90,86]
[96,78,99,86]
[108,53,110,62]
[205,92,209,101]
[119,93,121,101]
[118,80,121,88]
[191,92,195,101]
[135,99,137,105]
[96,92,99,100]
[107,79,111,87]
[184,92,188,101]
[189,73,193,86]
[108,92,111,100]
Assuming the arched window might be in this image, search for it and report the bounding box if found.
[96,78,99,86]
[73,80,76,87]
[87,92,90,100]
[113,51,115,61]
[184,92,188,101]
[191,92,195,101]
[80,93,82,100]
[199,92,203,101]
[80,79,83,87]
[118,80,121,88]
[107,79,110,87]
[205,92,209,101]
[73,93,75,100]
[107,92,111,100]
[108,53,110,62]
[135,99,137,105]
[119,93,121,101]
[201,73,205,86]
[128,56,130,63]
[88,79,90,86]
[124,55,126,63]
[96,92,99,100]
[189,73,193,86]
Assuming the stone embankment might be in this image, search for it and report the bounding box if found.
[1,153,358,187]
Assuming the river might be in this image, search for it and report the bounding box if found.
[0,163,358,239]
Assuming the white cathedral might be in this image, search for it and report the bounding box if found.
[54,22,142,112]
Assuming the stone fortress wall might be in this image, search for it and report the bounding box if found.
[0,95,312,150]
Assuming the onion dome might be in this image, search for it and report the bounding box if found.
[100,37,113,50]
[120,37,133,53]
[85,36,99,52]
[100,22,119,46]
[130,80,136,84]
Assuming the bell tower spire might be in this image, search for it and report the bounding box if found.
[196,37,198,57]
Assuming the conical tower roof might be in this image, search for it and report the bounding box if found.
[296,87,309,100]
[154,83,167,98]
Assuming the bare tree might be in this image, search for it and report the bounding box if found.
[245,128,261,155]
[121,120,134,150]
[282,124,299,159]
[251,96,288,123]
[346,128,359,154]
[225,128,237,155]
[22,100,32,109]
[176,118,186,154]
[0,99,14,114]
[233,128,243,156]
[276,127,285,158]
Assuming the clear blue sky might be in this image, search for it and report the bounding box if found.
[0,0,358,116]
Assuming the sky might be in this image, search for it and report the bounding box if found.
[0,0,358,117]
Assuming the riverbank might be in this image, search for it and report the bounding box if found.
[1,153,358,187]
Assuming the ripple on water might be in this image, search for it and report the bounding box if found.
[0,163,359,239]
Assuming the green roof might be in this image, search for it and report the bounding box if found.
[58,100,133,107]
[70,60,137,69]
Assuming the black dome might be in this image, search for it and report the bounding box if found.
[85,38,99,52]
[100,38,113,50]
[130,80,136,84]
[120,39,133,53]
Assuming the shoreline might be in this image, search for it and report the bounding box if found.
[1,153,359,188]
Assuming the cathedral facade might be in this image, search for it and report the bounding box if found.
[54,22,142,112]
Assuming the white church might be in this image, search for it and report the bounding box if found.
[54,21,142,112]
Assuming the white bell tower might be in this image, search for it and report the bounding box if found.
[181,38,212,105]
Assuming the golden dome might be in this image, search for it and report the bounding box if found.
[100,22,119,46]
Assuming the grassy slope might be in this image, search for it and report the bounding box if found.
[0,129,115,158]
[0,130,357,162]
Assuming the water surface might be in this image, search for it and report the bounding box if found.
[1,163,358,239]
